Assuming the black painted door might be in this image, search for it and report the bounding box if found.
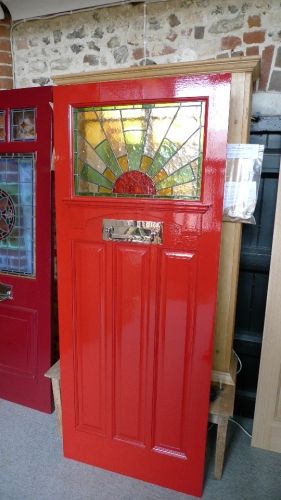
[234,115,281,417]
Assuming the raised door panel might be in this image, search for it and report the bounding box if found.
[73,240,107,435]
[153,250,196,459]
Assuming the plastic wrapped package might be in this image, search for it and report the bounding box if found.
[223,144,264,224]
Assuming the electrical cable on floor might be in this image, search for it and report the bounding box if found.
[229,417,252,438]
[233,349,242,374]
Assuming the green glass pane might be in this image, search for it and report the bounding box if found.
[95,140,123,177]
[143,107,178,160]
[148,139,178,177]
[156,163,195,190]
[124,131,145,170]
[77,136,107,175]
[81,163,113,190]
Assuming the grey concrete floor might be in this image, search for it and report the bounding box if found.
[0,399,280,500]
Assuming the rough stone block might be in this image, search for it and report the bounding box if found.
[107,36,120,49]
[139,58,157,66]
[228,5,239,14]
[70,44,84,54]
[194,27,205,39]
[113,45,128,64]
[133,48,149,60]
[268,70,281,91]
[53,30,62,43]
[66,26,85,39]
[231,50,244,57]
[209,14,244,34]
[87,41,100,51]
[168,14,180,27]
[148,17,161,30]
[221,35,241,50]
[83,54,99,66]
[166,31,178,42]
[32,77,50,86]
[93,27,104,39]
[243,30,265,44]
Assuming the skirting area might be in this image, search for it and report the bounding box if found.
[0,399,280,500]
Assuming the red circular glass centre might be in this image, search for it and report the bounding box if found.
[113,171,156,195]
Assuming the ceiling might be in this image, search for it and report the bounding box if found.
[1,0,165,21]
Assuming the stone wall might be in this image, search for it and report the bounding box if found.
[11,0,281,95]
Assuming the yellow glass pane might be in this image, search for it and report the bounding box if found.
[103,168,116,183]
[79,111,106,147]
[153,169,168,183]
[140,155,153,172]
[173,183,194,196]
[157,187,173,196]
[99,186,112,193]
[118,155,129,172]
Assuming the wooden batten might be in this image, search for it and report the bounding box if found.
[53,56,260,384]
[54,56,260,85]
[252,170,281,453]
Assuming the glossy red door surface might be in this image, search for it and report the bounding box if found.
[54,74,230,496]
[0,87,53,413]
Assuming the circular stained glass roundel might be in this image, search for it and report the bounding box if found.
[0,188,16,241]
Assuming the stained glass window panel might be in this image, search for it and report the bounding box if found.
[0,111,5,141]
[0,154,35,276]
[11,108,36,141]
[74,101,205,200]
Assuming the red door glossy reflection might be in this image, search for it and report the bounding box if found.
[54,74,230,496]
[0,87,53,413]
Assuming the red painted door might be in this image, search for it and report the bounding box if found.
[54,74,230,496]
[0,87,53,413]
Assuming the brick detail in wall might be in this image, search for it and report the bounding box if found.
[259,45,274,91]
[243,30,266,44]
[221,36,241,50]
[247,15,261,28]
[0,19,13,90]
[246,46,259,56]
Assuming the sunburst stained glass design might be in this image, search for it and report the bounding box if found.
[74,101,205,200]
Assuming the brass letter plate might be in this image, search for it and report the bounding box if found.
[103,219,163,245]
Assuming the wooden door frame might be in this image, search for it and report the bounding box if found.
[54,56,260,385]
